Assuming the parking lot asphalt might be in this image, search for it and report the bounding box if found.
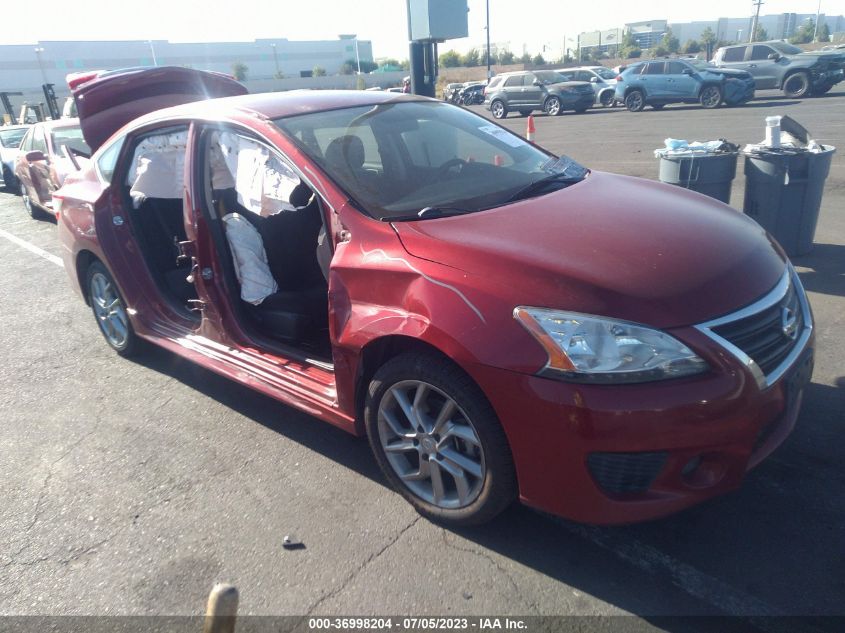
[1,89,843,629]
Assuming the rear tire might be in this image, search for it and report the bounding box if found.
[625,90,645,112]
[783,72,811,98]
[86,261,141,357]
[490,100,507,119]
[699,85,723,109]
[364,352,517,527]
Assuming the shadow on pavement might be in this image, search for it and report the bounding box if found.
[794,243,845,298]
[130,343,845,628]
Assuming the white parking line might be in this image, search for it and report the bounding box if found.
[0,227,64,268]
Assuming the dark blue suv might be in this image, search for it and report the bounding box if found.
[614,58,755,112]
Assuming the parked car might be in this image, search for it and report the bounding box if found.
[484,70,595,118]
[615,58,755,111]
[712,40,845,97]
[556,66,619,106]
[443,83,463,103]
[456,82,486,105]
[0,124,31,192]
[14,119,90,218]
[57,67,813,527]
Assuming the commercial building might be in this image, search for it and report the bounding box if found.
[0,37,374,94]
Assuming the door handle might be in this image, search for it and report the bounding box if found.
[749,64,757,68]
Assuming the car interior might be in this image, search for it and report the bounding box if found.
[198,128,333,359]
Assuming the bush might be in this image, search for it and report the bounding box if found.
[626,48,642,58]
[231,62,248,81]
[462,48,480,67]
[532,53,546,66]
[498,50,515,65]
[683,39,701,54]
[439,50,461,68]
[313,66,327,77]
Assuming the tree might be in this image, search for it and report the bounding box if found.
[700,27,717,59]
[499,50,515,65]
[231,62,248,81]
[381,58,401,68]
[400,59,410,70]
[791,19,815,44]
[439,49,461,68]
[339,61,356,75]
[462,48,480,67]
[626,48,642,59]
[359,60,378,73]
[818,22,831,42]
[754,25,769,41]
[620,29,640,59]
[661,28,680,53]
[653,46,669,57]
[683,39,701,54]
[518,52,532,64]
[532,53,546,66]
[313,66,326,77]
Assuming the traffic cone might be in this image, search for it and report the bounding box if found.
[526,115,535,142]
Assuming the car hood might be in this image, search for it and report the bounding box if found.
[797,50,845,63]
[550,81,593,89]
[703,67,753,79]
[69,66,248,151]
[391,172,785,329]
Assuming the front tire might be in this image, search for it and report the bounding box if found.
[490,100,507,119]
[86,261,140,357]
[22,193,43,219]
[625,90,645,112]
[699,85,723,109]
[600,91,615,107]
[783,72,811,98]
[364,353,517,526]
[544,96,562,116]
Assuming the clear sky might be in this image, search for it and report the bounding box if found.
[5,0,835,60]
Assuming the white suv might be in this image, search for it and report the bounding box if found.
[555,66,619,106]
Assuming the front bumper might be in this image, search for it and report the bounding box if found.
[467,268,814,525]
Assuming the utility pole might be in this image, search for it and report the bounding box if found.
[485,0,491,80]
[750,0,763,43]
[813,0,821,42]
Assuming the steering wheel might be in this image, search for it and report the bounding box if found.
[436,158,468,178]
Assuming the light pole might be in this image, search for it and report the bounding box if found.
[485,0,491,80]
[34,47,48,84]
[147,40,158,66]
[813,0,821,42]
[737,29,743,42]
[271,43,280,77]
[354,36,361,74]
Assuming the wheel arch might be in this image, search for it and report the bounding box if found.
[779,68,808,89]
[75,249,100,306]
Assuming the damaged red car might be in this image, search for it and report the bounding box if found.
[55,67,814,526]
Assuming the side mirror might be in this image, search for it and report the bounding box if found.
[768,53,780,60]
[590,76,598,83]
[682,68,694,75]
[25,150,46,162]
[532,78,542,86]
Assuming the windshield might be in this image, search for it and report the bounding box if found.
[0,128,28,148]
[51,125,91,157]
[594,67,617,80]
[770,41,802,55]
[273,101,588,220]
[533,70,567,84]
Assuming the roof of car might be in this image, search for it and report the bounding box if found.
[35,118,81,130]
[127,90,432,126]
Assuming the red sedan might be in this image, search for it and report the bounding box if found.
[55,67,814,526]
[15,118,90,219]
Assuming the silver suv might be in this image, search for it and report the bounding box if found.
[484,70,595,118]
[712,40,845,97]
[556,66,619,106]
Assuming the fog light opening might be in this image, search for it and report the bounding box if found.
[681,456,702,478]
[681,453,728,489]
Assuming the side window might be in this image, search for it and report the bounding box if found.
[19,130,33,152]
[31,127,48,154]
[576,71,593,82]
[665,61,687,74]
[487,77,503,90]
[557,71,576,81]
[125,126,189,208]
[504,75,524,87]
[750,45,775,61]
[722,46,746,62]
[214,131,302,216]
[96,137,125,183]
[644,62,665,75]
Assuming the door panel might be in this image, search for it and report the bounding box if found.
[664,61,699,98]
[747,45,778,89]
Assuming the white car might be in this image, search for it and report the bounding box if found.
[555,66,619,107]
[0,124,31,192]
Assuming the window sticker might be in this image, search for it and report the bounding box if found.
[477,124,524,148]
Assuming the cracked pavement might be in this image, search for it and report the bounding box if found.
[1,89,844,624]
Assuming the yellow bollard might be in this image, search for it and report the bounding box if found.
[203,583,239,633]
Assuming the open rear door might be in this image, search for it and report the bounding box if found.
[68,66,248,152]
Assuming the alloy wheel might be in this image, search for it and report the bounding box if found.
[700,86,722,108]
[491,101,505,118]
[89,271,130,349]
[546,97,561,116]
[376,380,486,509]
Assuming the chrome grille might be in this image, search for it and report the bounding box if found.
[696,266,812,390]
[712,282,803,375]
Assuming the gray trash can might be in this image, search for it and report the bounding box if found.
[656,151,738,204]
[743,146,836,257]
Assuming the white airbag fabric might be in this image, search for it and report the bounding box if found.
[222,213,277,305]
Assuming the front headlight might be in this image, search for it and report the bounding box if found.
[514,307,707,383]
